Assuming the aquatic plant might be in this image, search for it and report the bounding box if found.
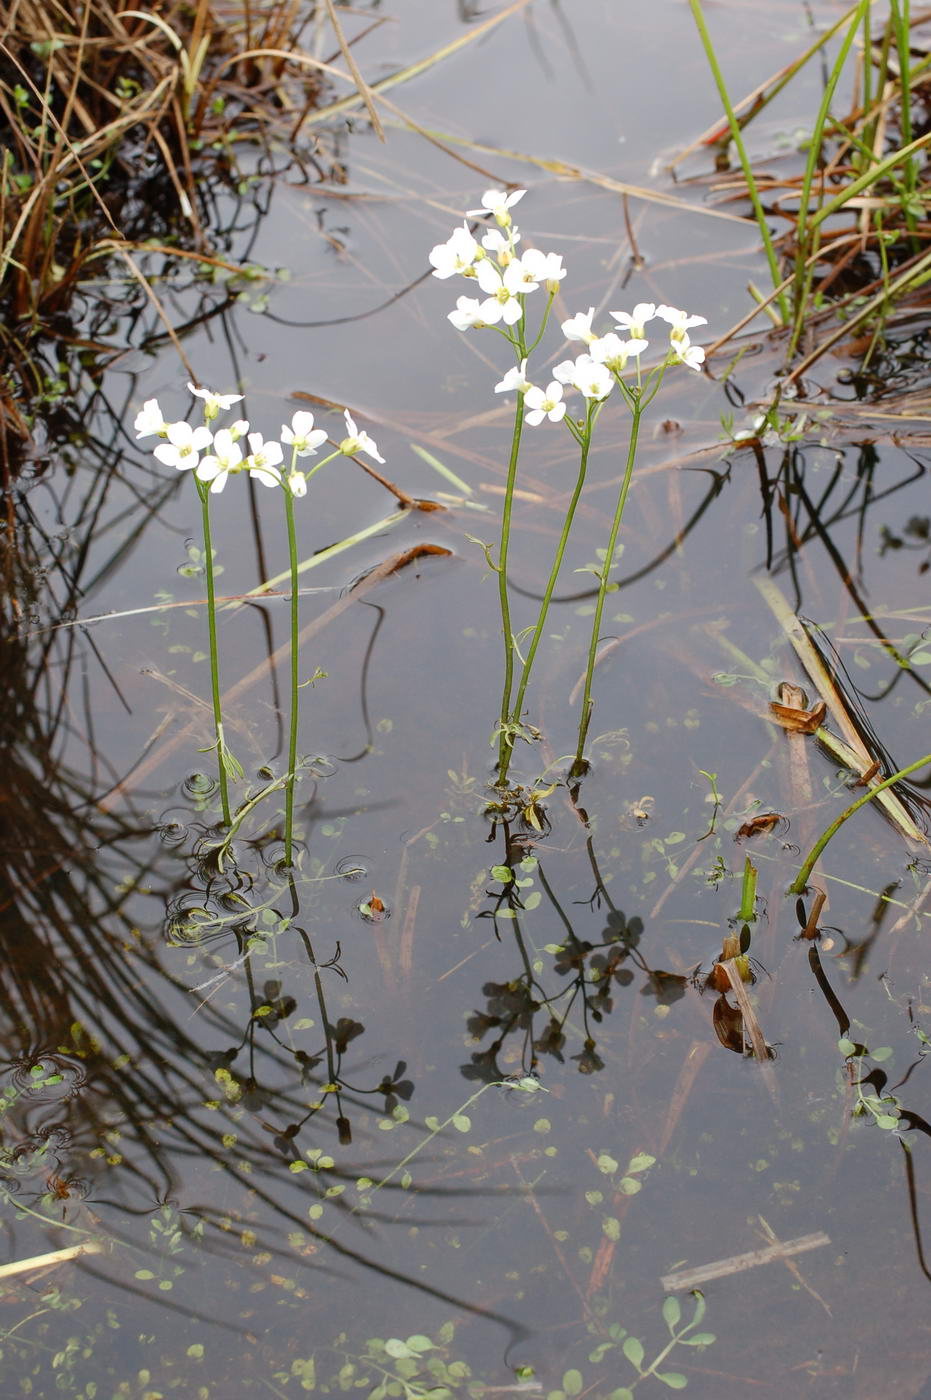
[136,385,383,851]
[430,191,706,786]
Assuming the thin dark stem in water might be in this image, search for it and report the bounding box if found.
[495,387,526,779]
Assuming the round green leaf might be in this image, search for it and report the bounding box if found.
[563,1370,583,1397]
[622,1337,644,1370]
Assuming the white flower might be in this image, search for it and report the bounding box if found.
[670,339,706,372]
[187,383,244,419]
[573,360,614,400]
[610,303,657,339]
[482,227,520,256]
[244,432,284,487]
[288,471,307,497]
[195,428,243,494]
[506,255,542,295]
[466,188,525,223]
[134,398,168,439]
[281,410,328,457]
[590,333,648,372]
[474,258,526,325]
[655,305,707,337]
[228,418,250,441]
[340,410,385,464]
[520,249,566,287]
[429,224,479,279]
[552,357,584,385]
[495,359,531,395]
[448,296,488,332]
[152,420,213,471]
[561,308,597,344]
[524,382,566,426]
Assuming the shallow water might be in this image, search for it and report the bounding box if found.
[4,2,931,1398]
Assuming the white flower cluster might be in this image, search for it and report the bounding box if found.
[429,188,567,332]
[133,385,384,495]
[431,193,707,429]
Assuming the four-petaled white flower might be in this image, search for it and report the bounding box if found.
[474,258,526,325]
[429,224,480,279]
[288,471,308,497]
[153,420,213,471]
[495,360,531,395]
[340,410,385,464]
[524,382,566,426]
[573,359,614,400]
[228,418,250,441]
[482,227,520,257]
[448,296,487,332]
[561,308,597,344]
[655,305,707,338]
[134,398,168,439]
[282,410,328,457]
[243,432,284,487]
[506,255,541,295]
[590,333,648,372]
[520,249,566,287]
[187,383,244,419]
[670,340,706,372]
[466,188,526,224]
[610,303,656,339]
[196,428,243,494]
[552,357,581,385]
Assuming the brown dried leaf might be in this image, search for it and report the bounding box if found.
[769,698,827,733]
[736,813,783,839]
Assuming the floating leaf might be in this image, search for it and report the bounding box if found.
[622,1336,644,1370]
[627,1153,656,1174]
[384,1339,413,1359]
[602,1216,621,1241]
[596,1153,619,1175]
[656,1373,688,1389]
[405,1336,433,1353]
[663,1296,681,1331]
[837,1038,857,1057]
[562,1370,583,1397]
[452,1114,471,1133]
[618,1177,641,1195]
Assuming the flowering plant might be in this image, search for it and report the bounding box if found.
[136,386,384,854]
[429,190,706,783]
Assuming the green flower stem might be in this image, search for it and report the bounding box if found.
[494,388,526,779]
[197,478,231,825]
[283,469,300,866]
[571,399,643,777]
[789,751,931,894]
[497,404,595,788]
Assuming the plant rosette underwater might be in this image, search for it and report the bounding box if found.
[429,189,707,786]
[135,384,384,854]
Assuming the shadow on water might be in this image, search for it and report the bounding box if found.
[5,2,931,1397]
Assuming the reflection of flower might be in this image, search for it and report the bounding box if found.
[339,410,385,464]
[153,420,213,472]
[571,1038,605,1075]
[134,398,168,439]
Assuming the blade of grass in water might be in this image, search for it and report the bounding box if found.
[687,0,788,319]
